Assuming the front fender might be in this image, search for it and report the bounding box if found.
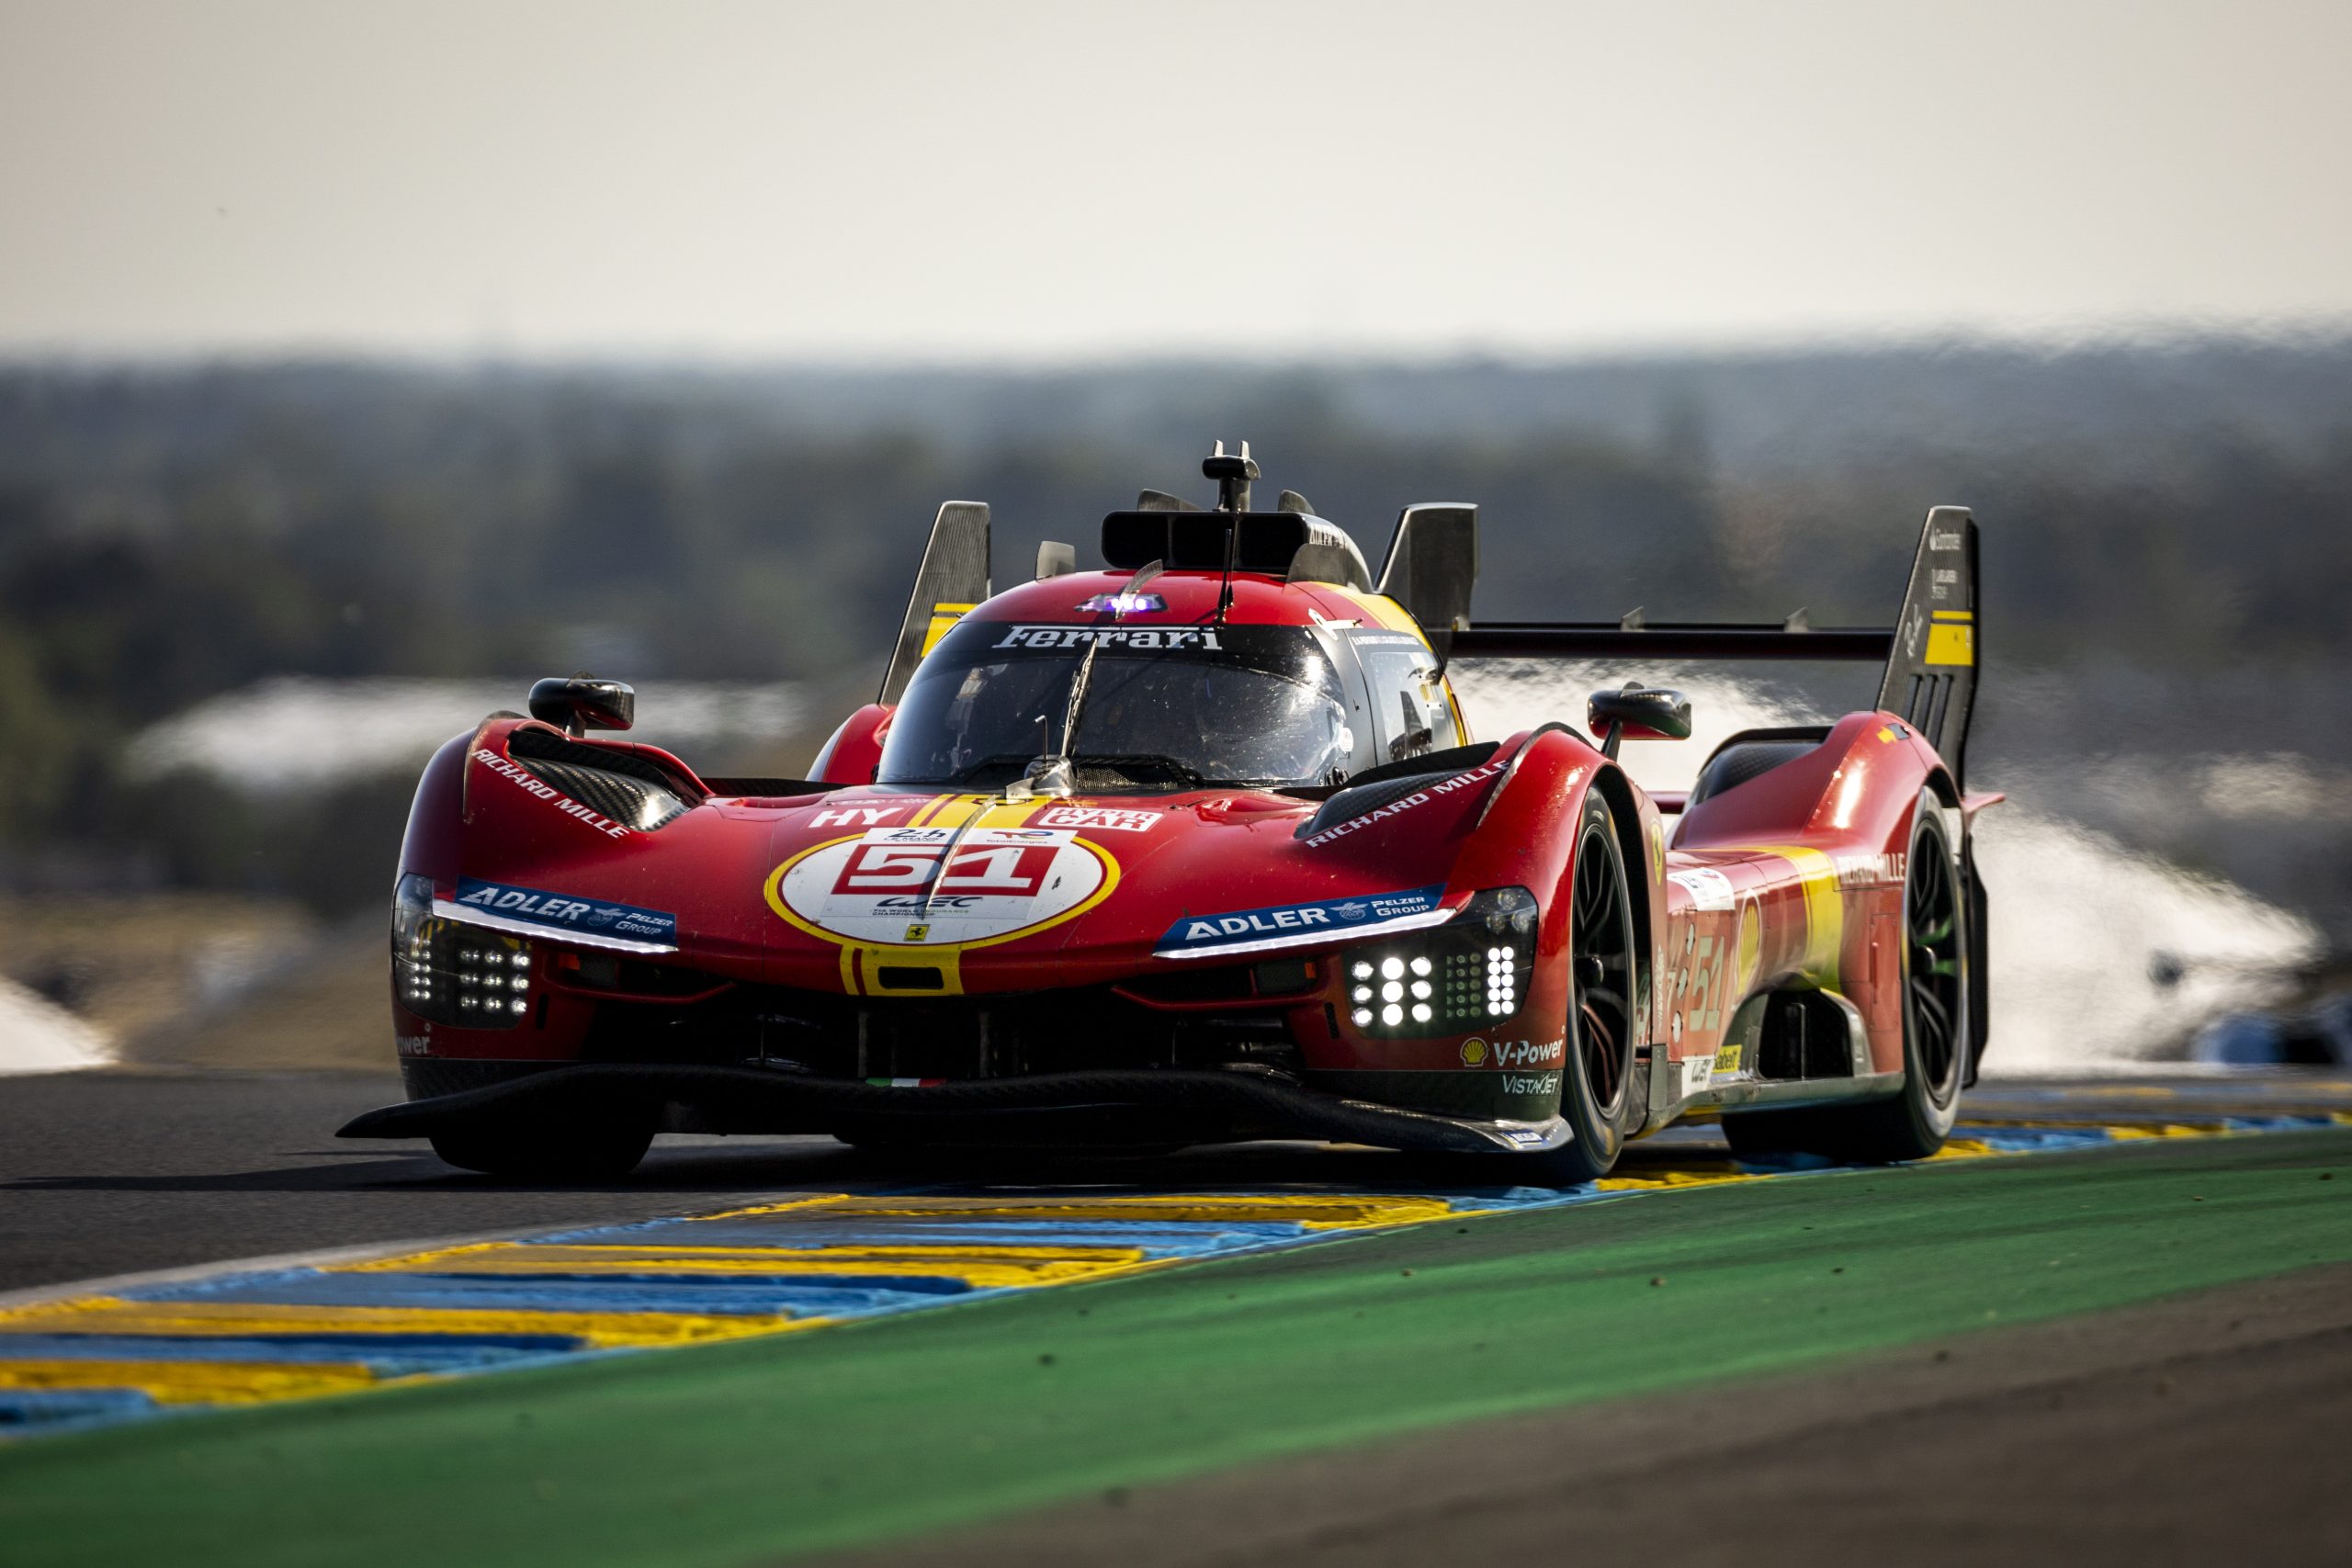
[810,705,892,785]
[396,728,475,888]
[1452,728,1611,1032]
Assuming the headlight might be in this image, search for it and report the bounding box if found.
[1344,886,1537,1037]
[391,873,533,1030]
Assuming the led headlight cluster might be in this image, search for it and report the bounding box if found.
[391,874,532,1030]
[1343,886,1538,1038]
[1481,942,1520,1015]
[1348,952,1439,1029]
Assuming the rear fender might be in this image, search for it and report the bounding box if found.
[1674,712,1962,1081]
[1679,711,1947,862]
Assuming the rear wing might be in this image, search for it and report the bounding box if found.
[1430,505,1980,786]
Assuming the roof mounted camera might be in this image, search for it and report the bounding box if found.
[1203,439,1259,513]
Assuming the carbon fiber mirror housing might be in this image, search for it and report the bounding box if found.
[528,676,636,737]
[1588,683,1690,760]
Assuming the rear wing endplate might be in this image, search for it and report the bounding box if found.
[1438,506,1979,786]
[1873,505,1979,786]
[1376,504,1478,663]
[879,502,990,706]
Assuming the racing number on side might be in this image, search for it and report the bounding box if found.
[834,842,1055,897]
[1683,931,1728,1036]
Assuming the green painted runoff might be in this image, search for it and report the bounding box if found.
[5,1130,2350,1568]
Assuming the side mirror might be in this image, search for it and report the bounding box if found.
[529,676,635,738]
[1588,683,1690,761]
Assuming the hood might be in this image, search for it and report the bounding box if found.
[758,742,1516,993]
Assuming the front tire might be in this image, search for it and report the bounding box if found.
[1722,790,1968,1165]
[1521,792,1639,1184]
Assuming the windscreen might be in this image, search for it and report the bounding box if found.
[877,619,1352,792]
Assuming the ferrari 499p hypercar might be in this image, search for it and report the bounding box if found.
[343,443,1996,1181]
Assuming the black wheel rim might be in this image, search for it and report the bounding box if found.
[1905,829,1964,1105]
[1572,819,1635,1117]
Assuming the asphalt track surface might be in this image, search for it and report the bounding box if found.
[0,1069,876,1296]
[4,1067,2351,1566]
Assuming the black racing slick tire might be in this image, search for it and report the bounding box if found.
[1521,792,1641,1185]
[1722,791,1968,1166]
[428,1114,656,1180]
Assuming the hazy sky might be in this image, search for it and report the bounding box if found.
[3,0,2349,359]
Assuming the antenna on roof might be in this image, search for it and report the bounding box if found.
[1204,440,1259,621]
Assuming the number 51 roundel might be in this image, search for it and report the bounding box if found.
[766,828,1117,949]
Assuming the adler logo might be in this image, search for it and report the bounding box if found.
[453,878,678,942]
[1156,885,1448,957]
[1183,907,1330,940]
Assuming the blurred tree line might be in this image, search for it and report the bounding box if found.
[2,355,2346,918]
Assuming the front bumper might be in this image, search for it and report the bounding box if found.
[337,1063,1570,1156]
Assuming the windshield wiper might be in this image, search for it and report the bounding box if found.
[940,753,1043,786]
[1067,753,1207,788]
[1014,559,1164,799]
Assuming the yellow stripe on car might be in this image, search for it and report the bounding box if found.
[1752,845,1844,989]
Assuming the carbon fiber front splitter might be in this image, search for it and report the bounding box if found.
[337,1063,1569,1156]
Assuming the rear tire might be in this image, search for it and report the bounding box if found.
[1721,791,1967,1165]
[429,1115,655,1179]
[1520,792,1639,1185]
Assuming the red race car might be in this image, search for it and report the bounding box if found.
[344,442,1993,1181]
